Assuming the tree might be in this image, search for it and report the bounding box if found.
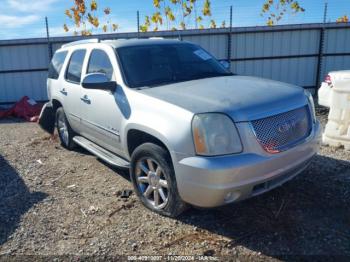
[337,15,349,23]
[261,0,305,26]
[140,0,220,32]
[64,0,119,36]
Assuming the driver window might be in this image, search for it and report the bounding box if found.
[87,49,114,80]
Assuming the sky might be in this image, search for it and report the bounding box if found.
[0,0,350,40]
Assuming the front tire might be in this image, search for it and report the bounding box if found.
[56,107,76,150]
[130,143,188,217]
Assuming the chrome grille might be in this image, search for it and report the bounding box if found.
[251,106,312,153]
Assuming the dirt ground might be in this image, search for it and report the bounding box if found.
[0,108,349,261]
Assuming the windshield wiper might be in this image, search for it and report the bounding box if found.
[148,80,179,88]
[134,79,177,89]
[177,72,233,82]
[135,73,233,89]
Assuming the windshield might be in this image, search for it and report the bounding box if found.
[116,43,232,88]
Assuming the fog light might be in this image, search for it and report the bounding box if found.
[224,192,239,203]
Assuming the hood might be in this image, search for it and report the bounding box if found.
[139,76,307,122]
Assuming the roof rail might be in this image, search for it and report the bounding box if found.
[102,39,127,43]
[62,38,100,48]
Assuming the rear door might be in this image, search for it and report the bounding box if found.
[62,49,87,132]
[47,50,68,97]
[79,47,124,155]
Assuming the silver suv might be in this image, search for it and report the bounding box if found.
[40,38,321,217]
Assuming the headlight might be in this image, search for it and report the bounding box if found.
[304,89,316,123]
[192,113,243,156]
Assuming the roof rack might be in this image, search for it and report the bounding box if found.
[62,38,100,48]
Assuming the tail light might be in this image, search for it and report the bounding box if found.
[324,75,332,86]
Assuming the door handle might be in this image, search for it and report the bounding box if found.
[80,95,91,104]
[60,88,67,95]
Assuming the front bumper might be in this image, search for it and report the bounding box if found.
[173,120,322,207]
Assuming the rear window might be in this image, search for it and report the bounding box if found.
[65,49,86,83]
[48,51,68,79]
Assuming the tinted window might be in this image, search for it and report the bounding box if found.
[87,49,114,80]
[117,43,231,88]
[66,49,86,83]
[48,51,68,79]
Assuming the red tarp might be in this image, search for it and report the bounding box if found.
[0,96,43,122]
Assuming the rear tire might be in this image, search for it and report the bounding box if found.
[56,107,76,150]
[130,143,188,217]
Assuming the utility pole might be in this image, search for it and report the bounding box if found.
[323,1,328,23]
[137,11,140,38]
[194,1,198,29]
[45,17,53,61]
[230,5,233,29]
[227,6,233,65]
[315,2,328,96]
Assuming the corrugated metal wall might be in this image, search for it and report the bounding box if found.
[1,23,350,105]
[230,29,320,87]
[0,43,49,104]
[323,28,350,77]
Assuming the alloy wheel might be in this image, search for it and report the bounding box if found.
[57,113,69,146]
[135,158,169,209]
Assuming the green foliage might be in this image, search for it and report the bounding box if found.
[261,0,305,26]
[202,0,211,16]
[337,15,349,23]
[151,12,163,25]
[64,0,118,36]
[165,7,175,21]
[154,0,161,8]
[140,0,218,32]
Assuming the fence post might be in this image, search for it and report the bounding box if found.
[194,3,198,29]
[45,17,53,61]
[227,6,233,66]
[315,2,328,95]
[137,10,140,38]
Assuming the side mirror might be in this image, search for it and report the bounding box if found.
[82,73,116,92]
[219,60,231,70]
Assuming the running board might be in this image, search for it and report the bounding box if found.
[73,136,130,168]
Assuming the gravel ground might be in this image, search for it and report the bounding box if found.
[0,108,349,261]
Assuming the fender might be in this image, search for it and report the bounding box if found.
[124,123,173,158]
[38,101,55,134]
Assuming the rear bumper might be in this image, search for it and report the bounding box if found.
[173,120,322,207]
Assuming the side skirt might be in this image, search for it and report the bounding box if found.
[73,136,130,169]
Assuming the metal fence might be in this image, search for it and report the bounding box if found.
[1,22,350,105]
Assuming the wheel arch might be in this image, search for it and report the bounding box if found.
[51,98,78,134]
[51,99,63,113]
[126,127,173,160]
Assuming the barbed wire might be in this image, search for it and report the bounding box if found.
[1,0,350,40]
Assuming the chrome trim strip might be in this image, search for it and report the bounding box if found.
[82,118,120,137]
[69,113,80,119]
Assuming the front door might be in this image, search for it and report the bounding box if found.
[79,48,124,156]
